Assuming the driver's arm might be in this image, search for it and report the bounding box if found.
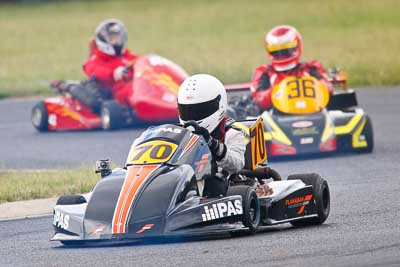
[251,66,273,110]
[83,56,115,83]
[217,129,246,174]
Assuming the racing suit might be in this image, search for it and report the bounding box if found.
[83,47,138,106]
[251,61,334,110]
[203,118,246,197]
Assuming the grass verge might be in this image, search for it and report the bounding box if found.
[1,0,400,98]
[0,167,99,203]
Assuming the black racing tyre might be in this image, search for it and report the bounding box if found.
[101,100,124,130]
[56,195,87,205]
[227,185,260,233]
[31,101,48,132]
[287,173,330,226]
[356,115,374,153]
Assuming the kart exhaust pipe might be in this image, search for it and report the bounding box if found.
[238,167,282,181]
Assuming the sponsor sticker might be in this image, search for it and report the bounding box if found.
[146,127,182,135]
[256,184,274,197]
[53,210,69,230]
[293,127,319,136]
[295,100,306,109]
[201,200,243,222]
[148,55,171,66]
[300,137,314,144]
[194,153,210,173]
[162,93,176,103]
[136,224,154,234]
[48,114,57,126]
[292,121,313,128]
[285,194,313,208]
[89,224,106,237]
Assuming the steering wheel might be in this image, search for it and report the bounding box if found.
[183,120,211,143]
[183,120,202,131]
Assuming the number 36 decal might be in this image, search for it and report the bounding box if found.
[127,141,178,164]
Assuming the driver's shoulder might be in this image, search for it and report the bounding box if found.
[253,64,273,75]
[225,119,246,139]
[302,60,325,69]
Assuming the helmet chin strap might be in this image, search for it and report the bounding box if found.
[114,45,124,56]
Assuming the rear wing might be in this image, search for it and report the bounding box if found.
[327,90,358,110]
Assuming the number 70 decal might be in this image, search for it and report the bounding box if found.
[249,117,267,170]
[126,140,178,164]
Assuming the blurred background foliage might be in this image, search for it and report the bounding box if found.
[1,0,399,97]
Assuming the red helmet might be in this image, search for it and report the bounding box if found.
[265,25,302,71]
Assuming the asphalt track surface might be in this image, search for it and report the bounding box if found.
[1,88,400,266]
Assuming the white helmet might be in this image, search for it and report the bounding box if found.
[178,74,228,133]
[95,19,127,56]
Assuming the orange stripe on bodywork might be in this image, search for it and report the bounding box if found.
[112,164,160,234]
[305,194,313,201]
[179,135,199,158]
[47,104,82,122]
[297,205,305,215]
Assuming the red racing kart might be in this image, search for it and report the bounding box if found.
[31,55,188,131]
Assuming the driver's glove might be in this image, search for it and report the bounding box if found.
[113,66,131,81]
[193,127,227,161]
[113,66,125,81]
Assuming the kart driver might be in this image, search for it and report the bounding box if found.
[177,74,246,198]
[83,19,138,107]
[251,25,334,110]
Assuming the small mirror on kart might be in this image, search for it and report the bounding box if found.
[328,67,348,91]
[95,159,111,178]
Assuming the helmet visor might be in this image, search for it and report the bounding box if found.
[269,47,297,58]
[108,32,123,46]
[266,39,298,58]
[98,22,126,47]
[178,95,221,122]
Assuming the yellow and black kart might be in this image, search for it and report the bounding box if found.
[227,71,373,157]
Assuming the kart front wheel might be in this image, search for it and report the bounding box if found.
[101,100,124,130]
[287,173,330,226]
[227,185,260,233]
[31,101,48,132]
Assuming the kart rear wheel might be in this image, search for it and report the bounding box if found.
[31,101,48,132]
[287,173,330,226]
[101,100,124,130]
[355,115,374,153]
[227,185,260,233]
[56,195,87,205]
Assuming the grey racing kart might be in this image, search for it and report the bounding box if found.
[51,119,330,246]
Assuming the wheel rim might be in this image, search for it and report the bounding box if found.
[32,108,42,127]
[102,109,110,129]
